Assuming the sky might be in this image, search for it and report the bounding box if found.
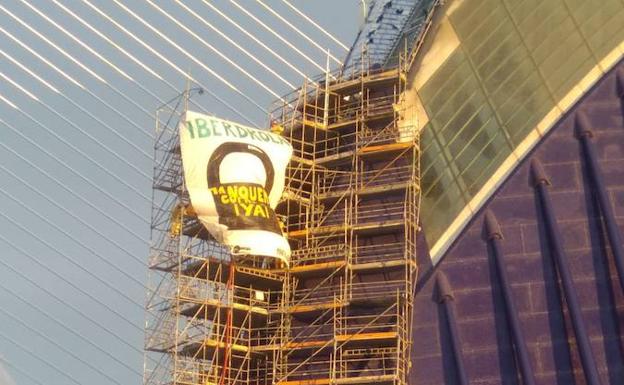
[0,1,360,384]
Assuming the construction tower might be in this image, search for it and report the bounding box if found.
[144,50,420,385]
[270,50,420,385]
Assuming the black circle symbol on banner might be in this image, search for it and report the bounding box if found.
[207,142,274,194]
[206,142,280,234]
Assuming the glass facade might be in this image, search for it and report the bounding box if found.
[413,0,624,259]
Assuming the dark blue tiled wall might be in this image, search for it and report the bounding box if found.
[411,61,624,385]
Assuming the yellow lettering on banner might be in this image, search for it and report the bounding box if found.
[240,202,254,216]
[227,186,238,204]
[238,186,249,201]
[211,184,274,219]
[253,205,267,218]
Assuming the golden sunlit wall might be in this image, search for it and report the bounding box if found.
[409,0,624,262]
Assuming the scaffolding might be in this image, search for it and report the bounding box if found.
[268,50,420,385]
[144,49,420,385]
[144,94,285,385]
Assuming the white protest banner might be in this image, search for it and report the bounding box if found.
[179,110,292,264]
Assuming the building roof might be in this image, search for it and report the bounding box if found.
[343,0,438,69]
[411,60,624,385]
[408,0,624,263]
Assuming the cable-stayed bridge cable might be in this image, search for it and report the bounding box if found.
[0,83,151,197]
[0,25,84,88]
[79,0,259,127]
[198,0,314,83]
[0,49,153,160]
[0,27,153,138]
[0,164,148,266]
[280,0,349,51]
[0,308,128,385]
[0,118,148,223]
[174,0,296,90]
[255,0,342,64]
[0,357,47,385]
[20,0,204,124]
[230,0,333,76]
[0,238,155,369]
[49,0,208,118]
[17,0,131,79]
[0,141,148,244]
[0,192,145,289]
[111,0,268,115]
[0,236,143,329]
[146,0,285,100]
[0,283,142,377]
[0,3,154,121]
[0,332,83,385]
[51,0,161,80]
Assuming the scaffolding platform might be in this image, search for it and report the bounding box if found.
[145,49,420,385]
[180,257,282,286]
[267,50,419,385]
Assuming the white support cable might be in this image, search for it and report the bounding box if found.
[255,0,342,64]
[111,0,268,115]
[174,0,296,90]
[21,0,201,127]
[51,0,161,80]
[146,0,285,100]
[0,25,207,150]
[0,357,47,385]
[0,190,146,289]
[79,0,260,127]
[0,3,102,81]
[0,25,83,88]
[0,129,150,289]
[0,222,145,349]
[0,3,154,122]
[17,0,132,79]
[230,0,334,77]
[0,244,148,358]
[0,81,152,198]
[0,49,153,160]
[0,141,148,245]
[198,0,314,84]
[0,164,147,267]
[0,93,18,109]
[280,0,350,51]
[0,308,127,385]
[18,0,188,128]
[0,332,82,385]
[0,236,143,330]
[0,129,160,368]
[0,119,148,224]
[0,23,198,143]
[0,284,142,377]
[49,0,208,121]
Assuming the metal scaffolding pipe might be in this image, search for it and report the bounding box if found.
[484,211,537,385]
[436,272,469,385]
[576,112,624,293]
[530,158,604,385]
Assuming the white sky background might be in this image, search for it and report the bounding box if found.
[0,1,359,384]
